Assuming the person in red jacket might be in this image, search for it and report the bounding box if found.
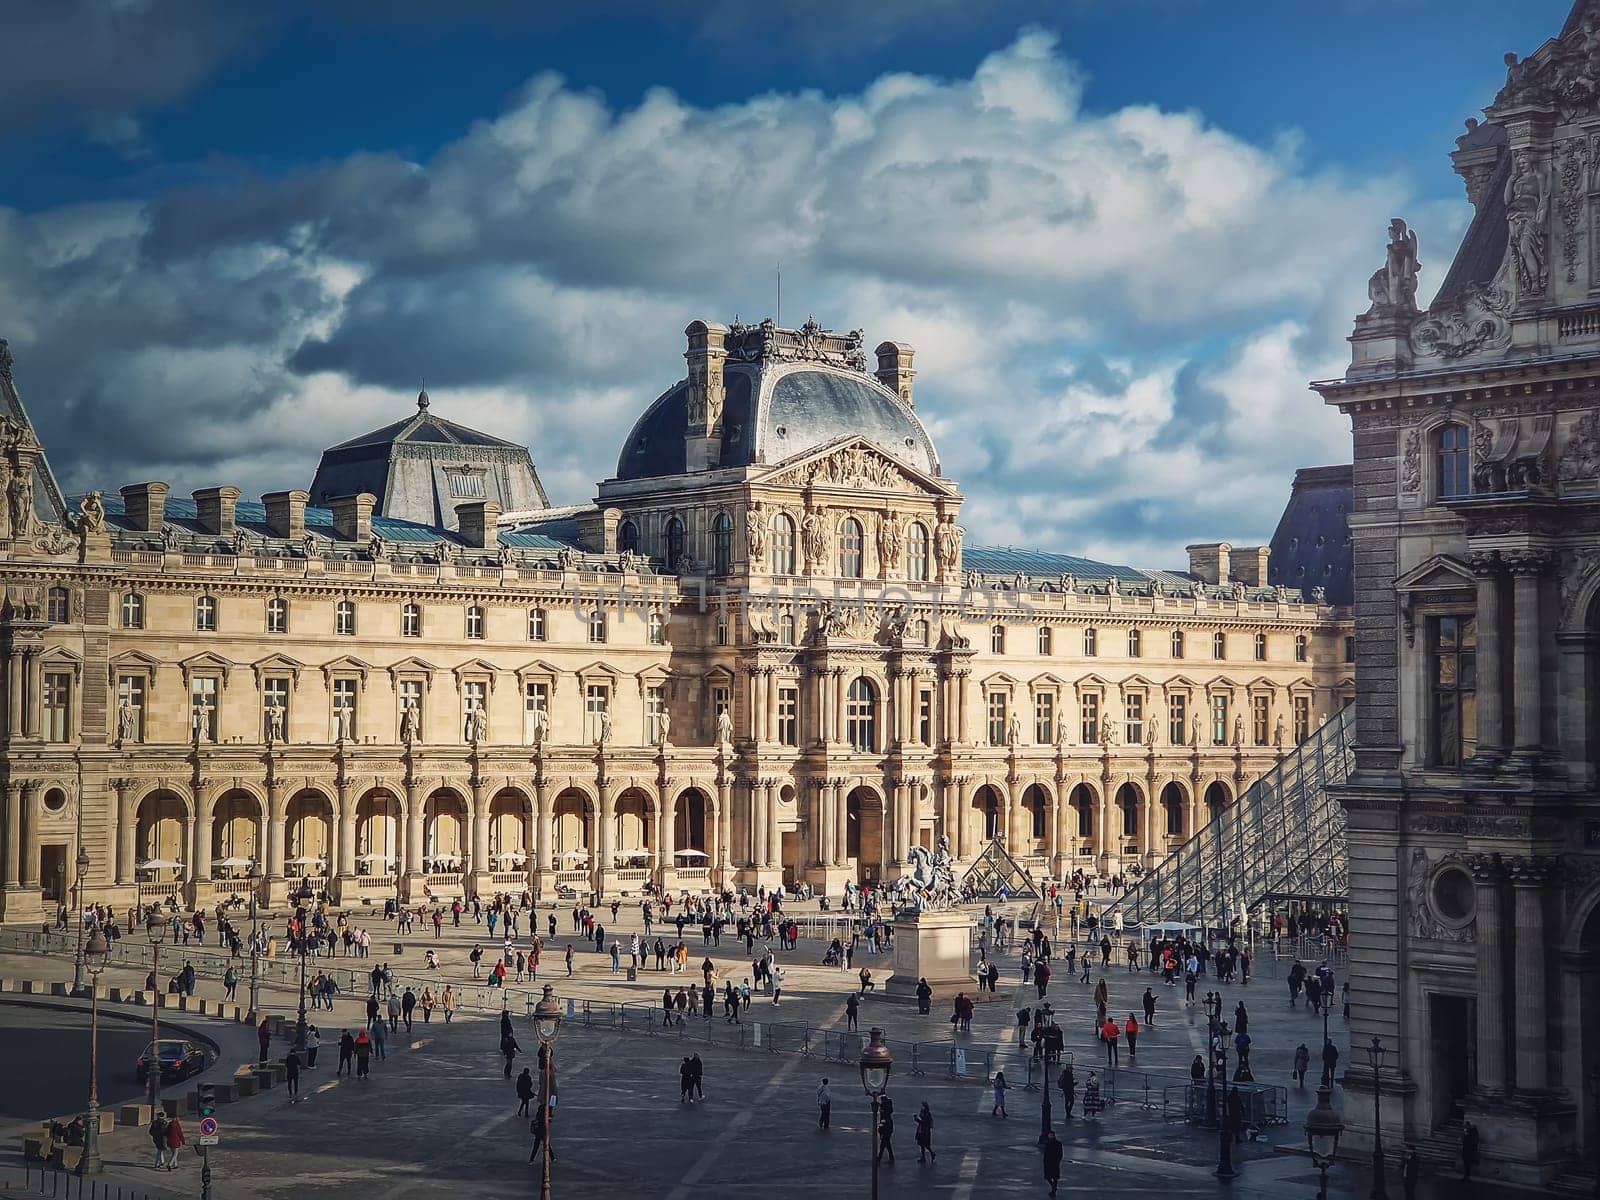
[1100,1016,1121,1067]
[161,1114,186,1169]
[1124,1014,1140,1063]
[1034,958,1052,1000]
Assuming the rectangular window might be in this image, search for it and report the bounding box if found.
[47,588,70,624]
[447,471,485,499]
[987,691,1008,746]
[43,672,71,742]
[1034,691,1054,745]
[122,594,143,630]
[1212,631,1226,659]
[1430,615,1477,767]
[1252,694,1271,746]
[332,678,358,741]
[195,596,217,632]
[466,607,485,640]
[648,610,665,646]
[588,609,607,644]
[646,685,667,744]
[262,677,290,741]
[1124,691,1144,745]
[336,601,356,636]
[116,675,147,743]
[1083,627,1097,656]
[399,680,424,741]
[1293,694,1311,743]
[528,608,547,641]
[712,685,731,728]
[403,604,422,637]
[1168,693,1187,746]
[524,682,550,743]
[461,680,488,741]
[779,686,799,747]
[1080,692,1100,744]
[192,676,219,742]
[1344,635,1356,664]
[584,684,611,743]
[1211,693,1229,746]
[917,688,933,746]
[715,615,728,646]
[266,598,288,634]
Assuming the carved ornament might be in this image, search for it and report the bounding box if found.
[1409,283,1510,362]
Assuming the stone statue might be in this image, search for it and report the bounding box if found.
[715,709,734,746]
[5,464,30,540]
[117,700,137,744]
[234,527,253,556]
[1059,572,1075,594]
[266,704,286,744]
[1056,713,1072,746]
[1146,712,1159,746]
[192,703,210,743]
[1006,710,1023,747]
[933,515,963,570]
[498,543,515,567]
[875,513,902,569]
[1273,715,1286,748]
[1191,713,1201,747]
[301,533,319,558]
[337,705,354,742]
[1310,586,1327,604]
[78,491,105,535]
[1505,150,1552,299]
[801,511,826,566]
[401,702,421,744]
[530,706,550,747]
[1099,714,1114,746]
[368,533,388,561]
[892,843,958,913]
[1365,218,1421,316]
[1105,575,1119,596]
[1232,714,1244,747]
[746,504,766,559]
[596,710,612,746]
[160,524,178,551]
[470,704,488,745]
[657,708,671,748]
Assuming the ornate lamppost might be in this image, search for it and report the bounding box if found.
[146,913,167,1111]
[1215,1017,1236,1181]
[1304,1083,1344,1200]
[76,928,110,1175]
[247,860,262,1019]
[860,1028,894,1200]
[1365,1036,1388,1200]
[533,985,563,1200]
[70,844,89,995]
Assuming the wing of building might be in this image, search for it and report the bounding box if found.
[1311,0,1600,1185]
[0,315,1347,939]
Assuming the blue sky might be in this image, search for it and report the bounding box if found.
[0,0,1577,565]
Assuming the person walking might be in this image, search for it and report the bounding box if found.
[338,1030,355,1076]
[442,984,458,1024]
[354,1028,372,1077]
[502,1030,521,1079]
[915,977,932,1015]
[679,1057,695,1104]
[1058,1062,1076,1118]
[1321,1037,1339,1086]
[1100,1016,1120,1067]
[223,965,238,1001]
[283,1047,302,1102]
[876,1096,895,1164]
[914,1102,935,1164]
[1042,1129,1064,1197]
[690,1053,704,1101]
[148,1112,168,1170]
[304,1025,321,1068]
[1293,1043,1311,1087]
[1124,1014,1139,1064]
[162,1113,186,1169]
[516,1067,535,1116]
[421,986,435,1024]
[846,992,860,1032]
[992,1070,1010,1117]
[387,991,401,1032]
[1401,1143,1421,1200]
[401,987,416,1033]
[1142,987,1156,1026]
[257,1016,272,1065]
[817,1076,831,1130]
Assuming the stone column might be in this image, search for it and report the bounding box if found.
[833,779,849,866]
[6,648,21,738]
[265,780,284,880]
[657,781,675,881]
[1046,779,1062,864]
[957,673,970,744]
[751,778,767,868]
[816,668,831,746]
[1510,554,1546,755]
[1509,856,1553,1091]
[833,669,846,743]
[19,782,39,888]
[1463,855,1507,1094]
[115,779,136,885]
[23,649,41,738]
[1468,553,1504,757]
[194,796,213,881]
[1097,774,1113,861]
[716,773,732,883]
[597,777,615,881]
[3,781,21,887]
[748,668,763,742]
[766,781,781,871]
[470,777,490,879]
[534,778,552,885]
[404,778,425,881]
[336,779,356,881]
[817,780,834,867]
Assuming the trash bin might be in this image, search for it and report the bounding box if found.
[393,943,404,956]
[626,966,637,982]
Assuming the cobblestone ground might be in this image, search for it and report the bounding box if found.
[0,900,1468,1199]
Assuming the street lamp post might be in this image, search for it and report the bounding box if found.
[293,898,310,1051]
[533,984,563,1200]
[1365,1037,1389,1200]
[1304,1083,1344,1200]
[145,914,167,1111]
[76,928,110,1175]
[1215,1018,1236,1181]
[247,860,262,1019]
[70,845,89,995]
[1205,993,1219,1127]
[860,1027,894,1200]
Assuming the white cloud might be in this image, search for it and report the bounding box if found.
[2,31,1415,568]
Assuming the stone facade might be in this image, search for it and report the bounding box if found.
[0,318,1348,926]
[1313,1,1600,1185]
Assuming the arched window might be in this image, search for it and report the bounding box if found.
[770,514,797,576]
[712,512,733,575]
[1038,626,1052,655]
[121,593,144,630]
[665,517,686,571]
[1437,423,1471,499]
[1295,633,1308,662]
[838,517,864,579]
[991,624,1006,654]
[1212,631,1226,659]
[906,522,930,582]
[402,603,422,637]
[845,677,878,752]
[1084,627,1098,656]
[194,595,217,632]
[617,520,638,555]
[1127,628,1142,657]
[465,606,485,639]
[1254,631,1267,661]
[336,600,356,636]
[265,597,288,634]
[1171,630,1185,658]
[46,587,70,624]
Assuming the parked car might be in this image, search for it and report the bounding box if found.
[135,1039,211,1085]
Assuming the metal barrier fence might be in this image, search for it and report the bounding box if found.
[1161,1081,1291,1128]
[5,1163,186,1200]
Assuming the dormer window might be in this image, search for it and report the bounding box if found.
[446,469,486,499]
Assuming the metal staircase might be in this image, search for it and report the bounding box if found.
[1101,705,1355,929]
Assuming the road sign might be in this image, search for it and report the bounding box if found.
[198,1116,219,1144]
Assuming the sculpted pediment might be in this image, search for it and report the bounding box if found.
[1394,555,1477,594]
[762,436,955,497]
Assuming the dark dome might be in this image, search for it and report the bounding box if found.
[615,362,939,480]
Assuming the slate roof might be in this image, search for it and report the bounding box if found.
[1266,464,1354,606]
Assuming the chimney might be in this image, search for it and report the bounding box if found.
[456,500,502,550]
[120,482,169,533]
[1229,545,1271,588]
[329,493,377,543]
[192,486,241,537]
[262,490,310,541]
[1186,542,1232,586]
[683,320,728,473]
[874,341,916,408]
[577,507,622,555]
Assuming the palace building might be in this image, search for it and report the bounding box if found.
[1314,0,1600,1184]
[0,316,1348,922]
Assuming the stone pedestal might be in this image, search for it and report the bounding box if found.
[883,909,976,1003]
